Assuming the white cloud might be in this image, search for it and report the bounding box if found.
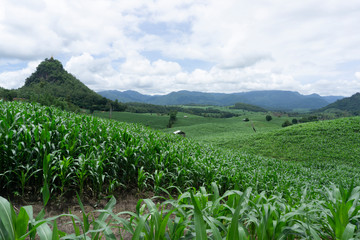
[355,72,360,79]
[1,0,360,96]
[0,61,40,89]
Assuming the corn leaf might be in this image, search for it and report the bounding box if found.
[0,196,15,240]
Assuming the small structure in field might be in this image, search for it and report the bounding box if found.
[173,130,186,137]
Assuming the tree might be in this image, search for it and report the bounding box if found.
[167,111,177,128]
[292,118,298,124]
[266,115,272,121]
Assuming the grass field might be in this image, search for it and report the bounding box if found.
[94,110,292,147]
[235,116,360,162]
[2,100,360,239]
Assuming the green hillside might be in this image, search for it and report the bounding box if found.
[319,92,360,115]
[16,57,125,111]
[234,117,360,163]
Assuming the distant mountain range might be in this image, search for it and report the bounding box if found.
[98,90,344,111]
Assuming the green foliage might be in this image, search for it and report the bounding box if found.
[2,100,359,202]
[320,92,360,115]
[299,115,318,123]
[0,88,17,101]
[167,111,177,128]
[125,102,239,118]
[265,115,272,121]
[282,120,292,127]
[2,183,360,239]
[2,100,360,238]
[231,102,267,112]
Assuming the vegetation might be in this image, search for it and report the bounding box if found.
[167,110,177,128]
[125,102,239,118]
[282,120,292,127]
[2,183,360,239]
[233,117,360,163]
[1,98,360,238]
[319,92,360,115]
[4,58,127,112]
[230,102,267,112]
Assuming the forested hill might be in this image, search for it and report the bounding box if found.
[98,90,343,111]
[16,58,125,111]
[318,92,360,115]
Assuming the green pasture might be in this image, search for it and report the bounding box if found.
[94,110,292,140]
[235,116,360,162]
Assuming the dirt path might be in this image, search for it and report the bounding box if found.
[10,191,156,239]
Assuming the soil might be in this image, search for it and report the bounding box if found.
[10,189,157,239]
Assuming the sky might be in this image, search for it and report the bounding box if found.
[1,0,360,96]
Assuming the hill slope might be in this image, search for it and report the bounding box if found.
[319,92,360,114]
[17,58,125,111]
[234,117,360,162]
[98,89,341,110]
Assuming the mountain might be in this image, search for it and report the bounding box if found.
[99,90,151,103]
[16,58,125,111]
[322,96,344,103]
[98,90,343,111]
[319,92,360,114]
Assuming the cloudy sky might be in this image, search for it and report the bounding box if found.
[1,0,360,96]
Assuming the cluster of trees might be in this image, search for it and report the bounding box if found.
[230,102,267,112]
[282,115,318,127]
[0,88,17,101]
[125,102,239,118]
[182,107,239,118]
[167,111,177,128]
[125,102,170,114]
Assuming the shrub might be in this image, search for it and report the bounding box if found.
[282,120,292,127]
[266,115,272,121]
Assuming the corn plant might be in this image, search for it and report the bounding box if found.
[321,183,360,239]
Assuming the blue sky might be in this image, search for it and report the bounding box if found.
[1,0,360,96]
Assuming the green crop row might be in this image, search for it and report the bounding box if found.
[1,100,359,202]
[2,183,360,239]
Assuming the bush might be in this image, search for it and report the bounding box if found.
[292,118,298,124]
[282,120,293,127]
[266,115,272,121]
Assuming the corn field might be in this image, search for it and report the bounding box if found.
[1,183,360,239]
[1,100,360,239]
